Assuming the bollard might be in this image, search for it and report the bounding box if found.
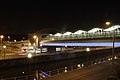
[77,64,81,68]
[71,66,73,71]
[81,64,84,67]
[64,67,67,72]
[57,69,60,75]
[49,71,51,76]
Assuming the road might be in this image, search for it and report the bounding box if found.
[43,61,112,80]
[0,46,113,60]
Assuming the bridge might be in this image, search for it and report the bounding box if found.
[41,25,120,41]
[27,25,120,53]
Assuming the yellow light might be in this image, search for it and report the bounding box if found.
[33,43,36,46]
[3,45,6,49]
[33,35,37,39]
[0,35,4,39]
[105,21,111,25]
[28,43,31,46]
[27,53,32,58]
[51,38,55,40]
[108,58,111,61]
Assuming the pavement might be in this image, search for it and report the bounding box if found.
[43,61,112,80]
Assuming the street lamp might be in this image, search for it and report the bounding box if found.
[33,35,37,46]
[33,35,37,40]
[3,45,6,59]
[27,53,32,74]
[105,22,116,77]
[33,35,38,54]
[27,53,32,58]
[0,35,4,54]
[105,21,111,26]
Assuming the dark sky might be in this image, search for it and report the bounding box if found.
[0,1,120,34]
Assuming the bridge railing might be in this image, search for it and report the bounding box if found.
[47,31,120,40]
[41,54,120,79]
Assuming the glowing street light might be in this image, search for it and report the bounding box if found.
[3,45,6,59]
[105,22,116,77]
[33,35,38,46]
[33,35,37,39]
[3,45,6,49]
[105,21,111,26]
[27,53,32,75]
[0,35,4,39]
[65,45,67,48]
[28,43,31,46]
[86,48,90,52]
[27,53,32,58]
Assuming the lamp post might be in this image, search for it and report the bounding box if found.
[0,35,4,52]
[33,35,36,54]
[105,22,115,77]
[3,45,6,60]
[27,53,32,74]
[112,25,115,77]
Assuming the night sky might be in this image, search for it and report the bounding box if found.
[0,1,120,34]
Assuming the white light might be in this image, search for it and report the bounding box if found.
[74,30,86,34]
[88,28,103,33]
[82,64,84,67]
[51,38,55,40]
[64,70,67,72]
[114,56,117,59]
[22,72,24,74]
[42,42,120,47]
[27,53,32,58]
[64,67,67,72]
[0,35,4,39]
[104,25,120,31]
[54,33,62,36]
[40,44,42,47]
[65,45,67,48]
[3,45,6,49]
[78,64,81,68]
[108,58,111,61]
[110,58,113,60]
[14,40,16,42]
[63,32,72,36]
[86,48,90,52]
